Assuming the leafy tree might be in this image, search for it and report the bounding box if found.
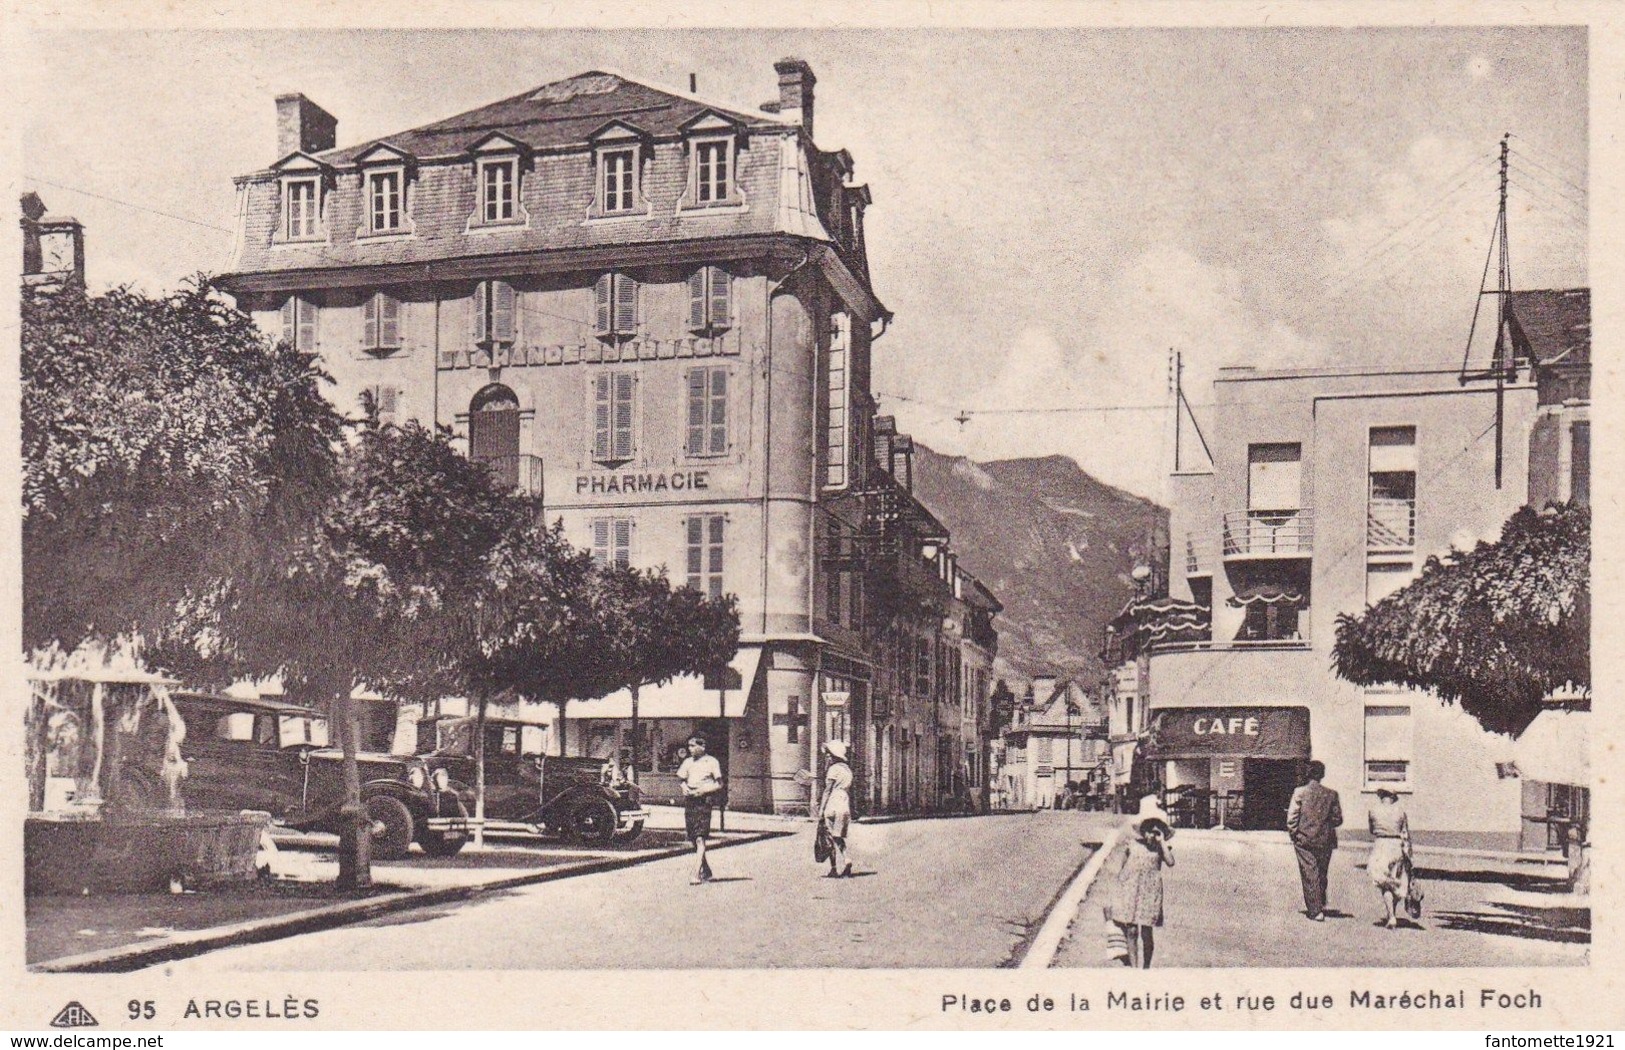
[161,418,521,887]
[592,567,741,772]
[1332,503,1589,737]
[22,282,343,654]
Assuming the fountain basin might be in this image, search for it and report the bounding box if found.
[25,810,271,896]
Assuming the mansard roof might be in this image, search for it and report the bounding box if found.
[315,70,789,169]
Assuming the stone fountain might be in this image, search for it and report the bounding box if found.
[24,657,270,896]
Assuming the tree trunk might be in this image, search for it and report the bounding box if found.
[629,684,640,780]
[557,700,570,757]
[334,690,372,891]
[473,692,488,849]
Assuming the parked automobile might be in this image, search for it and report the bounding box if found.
[415,716,646,845]
[147,691,470,859]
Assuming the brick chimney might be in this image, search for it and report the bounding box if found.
[773,58,816,138]
[275,94,337,158]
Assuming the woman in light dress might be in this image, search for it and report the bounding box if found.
[1366,787,1412,928]
[818,740,854,878]
[1104,795,1176,968]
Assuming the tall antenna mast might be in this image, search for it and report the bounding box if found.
[1458,133,1514,489]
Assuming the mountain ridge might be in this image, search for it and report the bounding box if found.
[908,443,1169,687]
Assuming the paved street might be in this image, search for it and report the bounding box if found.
[170,812,1098,970]
[1054,828,1587,968]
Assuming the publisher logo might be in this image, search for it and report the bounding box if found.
[50,1002,99,1028]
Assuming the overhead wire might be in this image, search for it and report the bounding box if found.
[1506,139,1588,198]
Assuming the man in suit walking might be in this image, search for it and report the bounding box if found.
[1286,760,1343,921]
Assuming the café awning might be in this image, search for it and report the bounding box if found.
[553,645,763,720]
[1513,709,1589,787]
[1142,706,1311,760]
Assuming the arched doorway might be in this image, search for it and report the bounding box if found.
[469,384,520,488]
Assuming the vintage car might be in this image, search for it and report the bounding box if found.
[415,716,646,845]
[153,691,470,859]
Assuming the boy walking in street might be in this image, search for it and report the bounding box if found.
[1287,760,1343,921]
[677,735,724,885]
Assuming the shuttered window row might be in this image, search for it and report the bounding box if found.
[593,371,637,464]
[685,514,726,599]
[591,517,634,569]
[686,266,732,334]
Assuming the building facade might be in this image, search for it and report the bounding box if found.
[995,678,1106,810]
[219,62,994,815]
[1150,359,1545,848]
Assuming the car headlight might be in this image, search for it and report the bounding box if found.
[431,768,450,791]
[406,766,426,789]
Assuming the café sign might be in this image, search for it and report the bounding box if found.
[1143,706,1311,760]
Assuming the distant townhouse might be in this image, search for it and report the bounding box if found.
[1137,291,1587,848]
[217,61,995,815]
[996,677,1105,810]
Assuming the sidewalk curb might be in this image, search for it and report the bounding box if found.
[1018,825,1124,970]
[31,830,786,974]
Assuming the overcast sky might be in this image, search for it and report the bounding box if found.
[16,26,1587,503]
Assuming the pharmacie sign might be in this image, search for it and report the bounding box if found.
[574,470,711,496]
[1144,706,1311,759]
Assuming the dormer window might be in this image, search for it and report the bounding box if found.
[368,170,402,232]
[482,159,517,222]
[695,140,731,203]
[271,152,330,244]
[586,121,649,221]
[600,148,637,214]
[354,144,414,238]
[285,178,320,239]
[678,112,745,211]
[465,133,530,231]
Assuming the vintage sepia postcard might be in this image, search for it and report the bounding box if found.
[1,0,1619,1035]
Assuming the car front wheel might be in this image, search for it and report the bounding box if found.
[418,799,469,858]
[567,798,619,846]
[365,794,415,860]
[615,819,645,846]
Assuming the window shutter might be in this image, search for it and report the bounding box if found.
[614,274,639,335]
[709,268,731,330]
[592,518,610,564]
[688,270,708,330]
[296,298,318,352]
[380,294,400,348]
[362,294,379,348]
[594,274,612,336]
[472,282,489,346]
[492,280,515,344]
[612,372,635,460]
[709,368,728,454]
[686,369,706,455]
[614,518,633,567]
[593,373,612,461]
[281,298,295,346]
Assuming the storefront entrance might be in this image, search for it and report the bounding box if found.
[1241,758,1302,830]
[1142,706,1311,831]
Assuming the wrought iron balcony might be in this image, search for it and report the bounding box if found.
[1367,498,1416,551]
[475,453,544,497]
[1221,508,1314,560]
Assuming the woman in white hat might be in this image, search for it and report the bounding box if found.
[1104,795,1176,968]
[818,740,855,878]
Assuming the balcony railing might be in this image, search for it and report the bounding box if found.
[1222,509,1314,559]
[475,453,544,497]
[1367,498,1416,550]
